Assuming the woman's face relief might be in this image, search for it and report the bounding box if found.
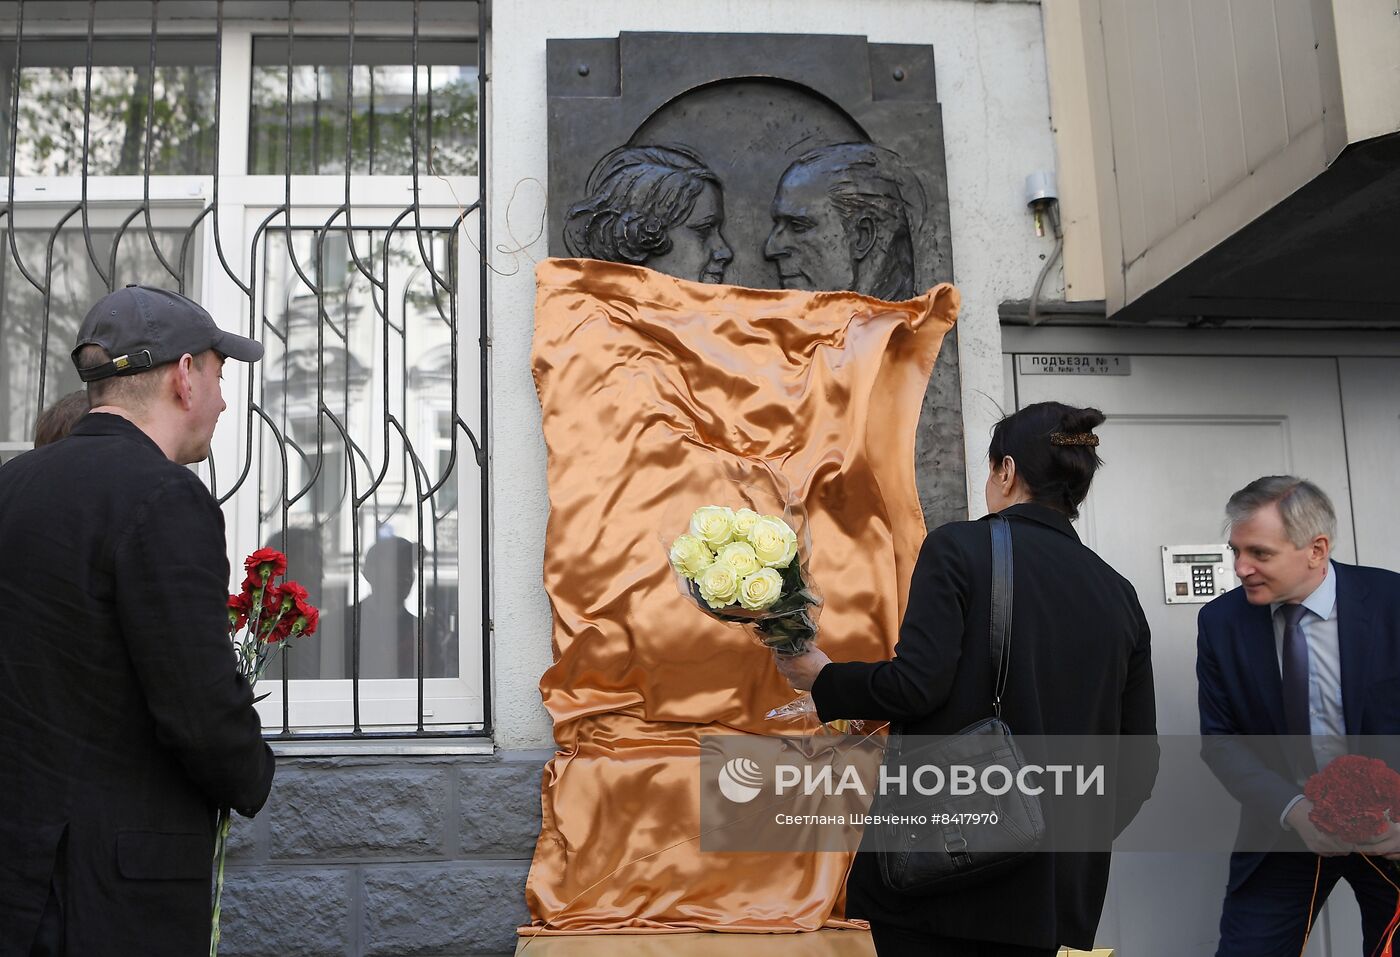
[647,182,734,284]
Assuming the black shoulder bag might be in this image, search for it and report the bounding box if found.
[871,515,1046,893]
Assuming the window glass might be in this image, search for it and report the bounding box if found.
[249,38,478,176]
[0,39,218,176]
[257,224,462,699]
[0,226,196,443]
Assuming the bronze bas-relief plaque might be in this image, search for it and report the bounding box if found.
[547,33,966,527]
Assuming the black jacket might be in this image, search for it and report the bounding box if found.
[0,413,274,957]
[812,503,1158,949]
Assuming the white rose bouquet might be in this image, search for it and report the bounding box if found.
[667,505,819,656]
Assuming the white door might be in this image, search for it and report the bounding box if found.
[1013,354,1360,957]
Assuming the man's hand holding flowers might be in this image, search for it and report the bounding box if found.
[1284,798,1356,857]
[1354,822,1400,861]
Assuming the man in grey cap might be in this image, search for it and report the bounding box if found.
[0,286,275,957]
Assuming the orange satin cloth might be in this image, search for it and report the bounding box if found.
[525,258,960,934]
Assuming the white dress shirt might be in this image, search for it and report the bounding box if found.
[1275,561,1344,826]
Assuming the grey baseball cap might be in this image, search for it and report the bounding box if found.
[72,284,263,382]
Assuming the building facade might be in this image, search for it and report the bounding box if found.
[2,1,1395,954]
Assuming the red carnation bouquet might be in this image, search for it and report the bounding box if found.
[223,547,320,682]
[1305,754,1400,954]
[212,547,320,956]
[1306,754,1400,844]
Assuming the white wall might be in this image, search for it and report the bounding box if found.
[488,0,1057,749]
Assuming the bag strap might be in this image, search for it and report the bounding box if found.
[990,515,1014,719]
[888,516,1015,751]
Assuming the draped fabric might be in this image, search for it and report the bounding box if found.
[524,258,960,934]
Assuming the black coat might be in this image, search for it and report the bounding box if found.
[0,413,274,957]
[812,503,1158,949]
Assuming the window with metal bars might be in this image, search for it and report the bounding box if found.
[0,0,490,743]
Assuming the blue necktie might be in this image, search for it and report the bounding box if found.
[1279,603,1311,739]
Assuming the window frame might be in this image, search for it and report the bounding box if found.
[234,197,484,736]
[0,8,491,749]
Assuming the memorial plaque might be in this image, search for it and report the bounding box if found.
[547,32,965,527]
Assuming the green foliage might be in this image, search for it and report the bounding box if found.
[249,65,478,176]
[2,61,476,179]
[4,64,217,176]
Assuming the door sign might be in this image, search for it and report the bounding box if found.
[1017,354,1131,376]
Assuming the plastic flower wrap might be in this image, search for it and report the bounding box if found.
[668,505,819,657]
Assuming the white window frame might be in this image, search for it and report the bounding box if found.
[2,13,487,744]
[231,193,483,734]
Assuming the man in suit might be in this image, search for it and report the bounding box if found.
[1198,475,1400,956]
[0,286,275,957]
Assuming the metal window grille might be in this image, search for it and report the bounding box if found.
[0,0,491,741]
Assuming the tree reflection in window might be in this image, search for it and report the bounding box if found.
[0,39,217,177]
[248,38,478,176]
[0,226,195,443]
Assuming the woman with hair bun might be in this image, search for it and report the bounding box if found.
[777,401,1158,956]
[562,144,734,284]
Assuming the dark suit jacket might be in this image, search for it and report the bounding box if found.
[812,503,1158,949]
[1196,561,1400,892]
[0,413,274,957]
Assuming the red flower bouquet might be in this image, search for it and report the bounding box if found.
[229,547,318,675]
[1304,754,1400,955]
[1306,754,1400,844]
[212,547,319,956]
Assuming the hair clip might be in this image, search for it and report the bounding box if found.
[1050,432,1099,447]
